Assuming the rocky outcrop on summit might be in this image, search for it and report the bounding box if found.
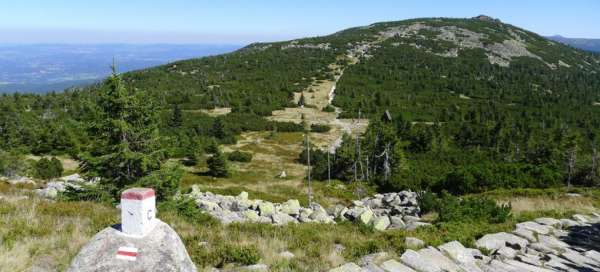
[378,22,546,68]
[187,186,428,231]
[330,213,600,272]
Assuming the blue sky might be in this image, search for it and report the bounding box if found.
[1,0,599,44]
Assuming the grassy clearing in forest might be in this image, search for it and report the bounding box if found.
[182,131,370,206]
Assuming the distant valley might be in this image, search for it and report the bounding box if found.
[547,35,600,52]
[0,44,241,93]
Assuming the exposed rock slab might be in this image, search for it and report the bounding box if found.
[68,220,196,272]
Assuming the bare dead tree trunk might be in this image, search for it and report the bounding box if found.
[567,147,576,188]
[306,134,313,206]
[592,147,598,186]
[327,149,331,184]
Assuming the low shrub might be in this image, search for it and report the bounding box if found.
[436,193,511,223]
[33,157,63,180]
[136,165,184,201]
[310,124,331,133]
[227,151,253,163]
[219,244,261,266]
[322,105,335,112]
[417,191,439,215]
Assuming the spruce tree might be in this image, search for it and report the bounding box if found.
[169,103,183,127]
[207,149,229,177]
[298,92,306,107]
[80,66,165,198]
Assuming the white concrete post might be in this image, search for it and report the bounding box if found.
[120,188,157,237]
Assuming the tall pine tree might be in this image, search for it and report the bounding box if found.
[80,66,165,199]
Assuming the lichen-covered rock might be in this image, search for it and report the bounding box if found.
[242,210,260,222]
[475,232,529,251]
[68,220,196,272]
[437,241,481,272]
[404,237,425,249]
[258,202,275,216]
[271,212,297,225]
[359,209,374,225]
[400,249,442,272]
[280,199,300,215]
[372,216,391,231]
[404,221,431,231]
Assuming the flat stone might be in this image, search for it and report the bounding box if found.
[544,256,578,272]
[495,246,517,259]
[503,259,555,272]
[418,247,462,272]
[476,232,529,251]
[512,227,537,242]
[534,217,562,227]
[358,252,388,266]
[271,212,297,225]
[404,237,425,249]
[561,248,600,268]
[400,249,442,272]
[537,234,569,249]
[438,241,482,272]
[362,263,385,272]
[515,254,543,267]
[584,250,600,263]
[528,242,558,255]
[560,218,581,227]
[329,262,364,272]
[379,259,415,272]
[515,221,552,235]
[372,216,391,231]
[484,260,521,272]
[573,214,590,224]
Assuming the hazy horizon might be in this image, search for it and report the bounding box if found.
[2,0,600,44]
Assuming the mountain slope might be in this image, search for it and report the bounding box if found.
[547,35,600,53]
[3,16,600,193]
[121,16,600,190]
[124,16,600,118]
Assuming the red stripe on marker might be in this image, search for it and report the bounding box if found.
[117,251,138,257]
[121,188,155,200]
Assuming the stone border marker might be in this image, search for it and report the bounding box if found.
[68,187,197,271]
[121,188,157,237]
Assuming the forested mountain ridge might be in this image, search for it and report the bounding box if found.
[122,16,600,115]
[2,16,600,194]
[547,35,600,53]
